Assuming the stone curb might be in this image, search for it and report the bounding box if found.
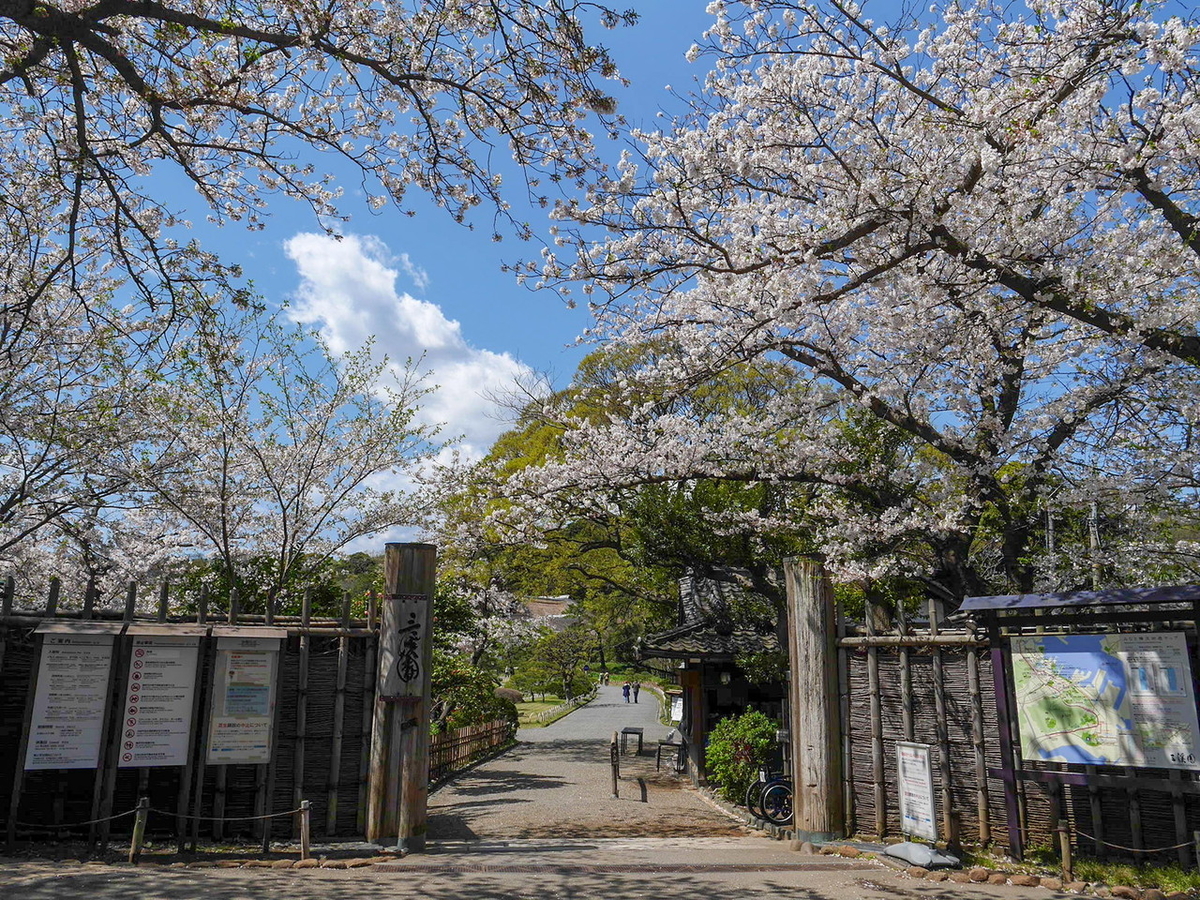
[837,844,1189,900]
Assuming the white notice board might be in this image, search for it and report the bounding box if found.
[206,637,281,765]
[119,635,200,767]
[896,741,937,841]
[25,634,115,770]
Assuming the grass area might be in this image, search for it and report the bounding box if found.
[516,696,568,727]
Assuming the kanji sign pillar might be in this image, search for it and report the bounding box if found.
[366,543,436,850]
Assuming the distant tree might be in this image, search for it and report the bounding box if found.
[138,312,435,612]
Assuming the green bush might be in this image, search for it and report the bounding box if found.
[704,710,779,802]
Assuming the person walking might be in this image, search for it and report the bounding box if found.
[622,681,631,703]
[632,681,640,703]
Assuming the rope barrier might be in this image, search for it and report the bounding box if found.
[13,807,137,829]
[11,804,305,830]
[1073,829,1196,854]
[148,806,304,822]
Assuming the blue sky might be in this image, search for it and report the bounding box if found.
[185,2,721,460]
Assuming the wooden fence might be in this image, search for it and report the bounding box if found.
[835,598,1200,865]
[429,720,516,784]
[0,576,519,846]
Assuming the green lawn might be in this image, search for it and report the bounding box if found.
[516,697,568,726]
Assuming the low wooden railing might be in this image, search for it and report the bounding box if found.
[429,719,516,783]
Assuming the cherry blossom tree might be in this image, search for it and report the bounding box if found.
[1,0,636,328]
[513,0,1200,601]
[136,311,437,611]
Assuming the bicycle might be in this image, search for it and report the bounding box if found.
[744,767,790,822]
[759,779,793,826]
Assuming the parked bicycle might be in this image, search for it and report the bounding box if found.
[744,767,792,825]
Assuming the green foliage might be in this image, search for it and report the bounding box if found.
[430,651,517,733]
[735,649,789,686]
[172,551,381,618]
[510,629,593,700]
[704,710,779,802]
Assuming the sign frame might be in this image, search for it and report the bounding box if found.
[896,740,938,842]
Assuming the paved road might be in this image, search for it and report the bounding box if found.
[427,682,742,840]
[0,686,1041,897]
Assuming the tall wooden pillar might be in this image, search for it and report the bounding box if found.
[785,557,845,842]
[366,543,436,851]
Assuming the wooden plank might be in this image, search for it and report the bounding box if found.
[96,630,131,851]
[928,597,953,844]
[326,592,351,835]
[1170,769,1189,868]
[356,625,376,836]
[1085,764,1105,858]
[176,632,208,852]
[292,589,313,836]
[258,644,288,853]
[191,636,217,851]
[966,647,990,844]
[866,596,885,839]
[7,632,44,848]
[1126,765,1143,852]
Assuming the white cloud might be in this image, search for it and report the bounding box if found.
[283,232,531,458]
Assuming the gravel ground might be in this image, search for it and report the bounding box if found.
[427,683,747,840]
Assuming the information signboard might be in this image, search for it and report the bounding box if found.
[206,636,281,765]
[119,635,200,768]
[1012,631,1200,769]
[896,741,937,841]
[25,634,114,770]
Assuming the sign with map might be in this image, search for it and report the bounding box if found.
[1012,632,1200,769]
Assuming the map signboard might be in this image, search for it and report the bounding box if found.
[1012,632,1200,769]
[206,636,280,765]
[25,634,114,770]
[896,742,937,841]
[119,635,200,768]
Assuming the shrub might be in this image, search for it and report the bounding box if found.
[494,687,524,703]
[704,710,779,802]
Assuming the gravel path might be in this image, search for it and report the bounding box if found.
[427,684,747,841]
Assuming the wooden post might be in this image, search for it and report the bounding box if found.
[157,581,170,622]
[967,647,991,845]
[293,588,312,836]
[300,799,312,860]
[611,731,620,798]
[366,543,436,851]
[1058,819,1073,883]
[929,595,954,845]
[326,592,351,835]
[784,557,844,842]
[866,590,886,839]
[356,621,377,836]
[129,797,150,864]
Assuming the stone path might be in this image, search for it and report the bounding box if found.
[427,683,745,840]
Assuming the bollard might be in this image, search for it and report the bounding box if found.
[610,731,620,799]
[1057,819,1073,884]
[129,797,150,864]
[300,800,312,860]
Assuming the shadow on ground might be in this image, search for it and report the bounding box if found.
[0,862,998,900]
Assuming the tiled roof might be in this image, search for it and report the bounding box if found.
[639,619,780,661]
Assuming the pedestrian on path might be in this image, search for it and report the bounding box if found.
[622,681,631,702]
[632,682,640,703]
